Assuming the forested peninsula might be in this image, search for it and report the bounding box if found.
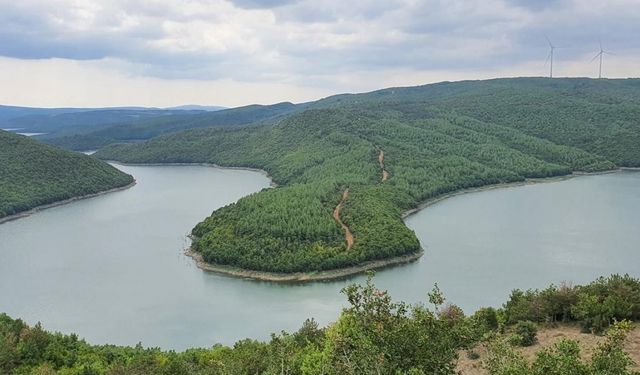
[95,78,640,277]
[0,130,134,220]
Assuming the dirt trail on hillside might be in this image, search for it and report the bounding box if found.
[332,188,354,250]
[379,150,390,182]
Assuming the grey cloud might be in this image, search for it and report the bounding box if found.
[505,0,565,11]
[230,0,299,9]
[273,0,401,23]
[0,0,637,84]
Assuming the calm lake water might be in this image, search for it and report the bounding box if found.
[1,129,46,136]
[1,166,638,350]
[17,132,47,137]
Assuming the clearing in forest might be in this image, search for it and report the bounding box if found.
[379,150,390,182]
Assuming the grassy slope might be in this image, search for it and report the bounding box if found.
[95,78,640,273]
[456,323,640,374]
[0,130,134,218]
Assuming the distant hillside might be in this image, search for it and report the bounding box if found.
[313,77,640,166]
[96,78,640,276]
[0,130,134,219]
[166,105,226,111]
[0,105,88,125]
[8,108,203,134]
[43,101,303,150]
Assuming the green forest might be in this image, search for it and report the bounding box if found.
[1,274,639,374]
[95,78,640,274]
[0,130,134,219]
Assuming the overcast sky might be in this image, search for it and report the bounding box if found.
[0,0,638,108]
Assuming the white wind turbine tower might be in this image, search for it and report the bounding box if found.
[592,41,614,79]
[545,35,557,78]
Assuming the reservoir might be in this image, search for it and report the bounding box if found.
[1,165,638,350]
[1,129,46,136]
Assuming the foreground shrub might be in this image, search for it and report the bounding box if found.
[472,307,500,333]
[514,321,538,347]
[0,275,638,375]
[503,274,640,332]
[573,274,640,333]
[304,279,465,375]
[484,321,638,375]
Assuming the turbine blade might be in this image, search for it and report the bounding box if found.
[590,53,601,62]
[545,34,553,48]
[545,51,552,65]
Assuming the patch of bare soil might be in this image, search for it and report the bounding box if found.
[332,188,354,250]
[378,150,389,182]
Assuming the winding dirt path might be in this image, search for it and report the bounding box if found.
[379,150,390,182]
[333,188,354,250]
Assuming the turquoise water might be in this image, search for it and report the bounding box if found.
[1,166,638,350]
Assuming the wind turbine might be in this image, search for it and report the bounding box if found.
[591,41,614,79]
[545,35,556,78]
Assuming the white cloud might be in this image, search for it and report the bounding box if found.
[0,57,332,107]
[0,0,638,106]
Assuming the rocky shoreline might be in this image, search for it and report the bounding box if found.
[185,247,424,282]
[0,181,136,225]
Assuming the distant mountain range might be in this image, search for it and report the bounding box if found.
[8,102,301,151]
[0,105,228,148]
[0,104,225,132]
[165,105,227,111]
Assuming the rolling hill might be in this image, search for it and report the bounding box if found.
[95,78,640,276]
[0,130,134,219]
[41,101,304,150]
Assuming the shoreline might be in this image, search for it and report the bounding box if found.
[0,181,136,225]
[401,168,629,219]
[104,160,278,187]
[185,246,424,283]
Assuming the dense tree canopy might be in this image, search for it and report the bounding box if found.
[96,78,640,273]
[0,130,134,219]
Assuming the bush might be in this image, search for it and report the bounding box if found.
[484,339,532,375]
[473,307,500,332]
[502,274,640,332]
[438,303,466,325]
[485,320,638,375]
[532,339,588,375]
[590,320,637,373]
[514,321,538,347]
[572,274,640,333]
